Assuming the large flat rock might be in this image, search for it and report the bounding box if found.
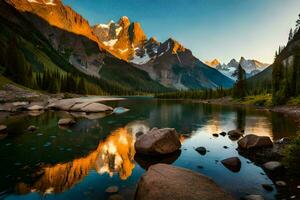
[47,97,118,112]
[135,164,234,200]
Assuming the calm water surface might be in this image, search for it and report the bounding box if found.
[0,98,298,200]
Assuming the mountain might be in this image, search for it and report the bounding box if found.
[205,59,221,68]
[207,57,269,80]
[0,0,169,94]
[133,38,234,89]
[2,0,234,93]
[247,28,300,91]
[92,17,157,63]
[93,17,234,89]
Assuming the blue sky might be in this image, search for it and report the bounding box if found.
[63,0,300,64]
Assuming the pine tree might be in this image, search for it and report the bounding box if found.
[233,64,247,98]
[289,28,294,41]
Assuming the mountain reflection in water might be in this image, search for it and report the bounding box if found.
[15,121,150,195]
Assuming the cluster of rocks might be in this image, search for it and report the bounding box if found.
[133,127,293,200]
[0,97,117,113]
[133,128,235,200]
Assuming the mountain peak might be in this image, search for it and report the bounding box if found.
[205,59,220,67]
[165,38,186,54]
[118,16,130,27]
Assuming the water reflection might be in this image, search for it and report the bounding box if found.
[0,99,298,200]
[15,121,149,195]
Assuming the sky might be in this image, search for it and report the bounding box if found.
[63,0,300,64]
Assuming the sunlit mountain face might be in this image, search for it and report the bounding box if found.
[15,121,149,195]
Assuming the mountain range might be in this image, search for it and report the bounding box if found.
[205,58,269,80]
[0,0,234,94]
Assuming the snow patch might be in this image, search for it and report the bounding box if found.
[103,39,118,47]
[131,53,151,65]
[115,27,123,36]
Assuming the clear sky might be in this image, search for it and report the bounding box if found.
[63,0,300,64]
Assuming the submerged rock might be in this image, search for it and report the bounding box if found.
[195,147,207,155]
[238,134,273,150]
[27,105,44,111]
[262,184,273,191]
[113,107,129,114]
[135,128,181,155]
[135,164,234,200]
[221,157,241,173]
[263,161,283,171]
[58,118,76,126]
[0,125,7,132]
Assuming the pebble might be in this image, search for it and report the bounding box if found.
[212,133,219,137]
[36,133,43,136]
[219,132,226,136]
[43,142,51,147]
[197,165,204,169]
[223,146,228,149]
[290,196,296,199]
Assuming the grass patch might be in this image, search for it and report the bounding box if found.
[234,94,273,107]
[283,133,300,177]
[287,96,300,106]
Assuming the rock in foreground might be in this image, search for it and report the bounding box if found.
[135,128,181,155]
[238,134,273,150]
[135,164,234,200]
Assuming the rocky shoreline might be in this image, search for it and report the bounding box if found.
[132,127,300,200]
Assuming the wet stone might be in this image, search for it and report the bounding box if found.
[195,147,207,155]
[261,184,273,191]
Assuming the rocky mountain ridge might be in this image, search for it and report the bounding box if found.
[206,57,269,80]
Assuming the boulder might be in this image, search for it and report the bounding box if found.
[135,164,234,200]
[263,161,283,171]
[242,195,264,200]
[58,118,76,126]
[221,157,241,172]
[135,128,181,155]
[27,105,44,111]
[238,134,273,150]
[0,125,7,132]
[80,103,113,113]
[48,99,78,110]
[195,147,207,155]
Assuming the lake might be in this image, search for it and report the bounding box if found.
[0,98,298,200]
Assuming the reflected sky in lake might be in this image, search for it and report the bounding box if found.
[0,98,298,200]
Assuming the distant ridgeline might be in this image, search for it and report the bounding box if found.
[0,0,234,96]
